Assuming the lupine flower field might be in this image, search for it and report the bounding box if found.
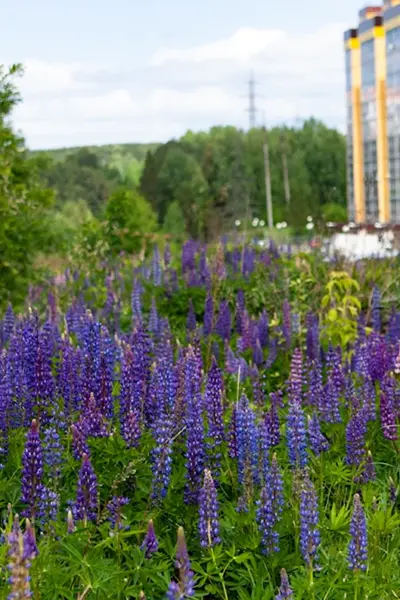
[0,240,400,599]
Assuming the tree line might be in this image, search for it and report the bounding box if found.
[1,63,347,308]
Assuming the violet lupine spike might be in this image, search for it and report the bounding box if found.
[2,303,15,344]
[228,405,238,459]
[71,421,90,460]
[348,493,368,571]
[151,414,173,503]
[21,419,45,519]
[121,409,141,449]
[275,568,293,600]
[308,413,330,456]
[215,300,231,341]
[198,469,220,548]
[282,299,291,348]
[252,338,264,367]
[380,374,398,441]
[252,367,265,408]
[167,527,195,599]
[362,376,376,422]
[306,312,319,361]
[265,400,281,447]
[107,496,129,531]
[286,398,308,470]
[43,425,63,480]
[7,516,38,600]
[141,519,159,558]
[73,453,98,525]
[259,419,271,484]
[321,374,342,424]
[236,395,259,511]
[204,358,224,478]
[131,279,144,326]
[81,393,109,438]
[288,348,303,405]
[184,391,205,504]
[235,289,245,334]
[0,350,10,469]
[149,297,160,339]
[67,509,75,534]
[357,451,376,484]
[257,454,284,554]
[346,409,367,467]
[152,244,162,286]
[299,472,320,567]
[186,300,197,333]
[306,359,324,408]
[367,333,388,382]
[258,311,269,349]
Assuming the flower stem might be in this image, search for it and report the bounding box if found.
[210,547,229,600]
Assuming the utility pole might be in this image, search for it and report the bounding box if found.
[263,127,273,231]
[280,132,291,205]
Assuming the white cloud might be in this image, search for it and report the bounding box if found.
[8,23,348,148]
[151,27,286,65]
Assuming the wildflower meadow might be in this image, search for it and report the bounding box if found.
[0,241,399,599]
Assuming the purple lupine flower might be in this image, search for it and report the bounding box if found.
[81,393,109,438]
[346,409,367,467]
[256,454,284,554]
[0,350,10,468]
[39,486,60,527]
[7,517,38,600]
[357,451,376,484]
[367,333,388,382]
[252,338,264,367]
[203,294,214,337]
[152,244,162,286]
[21,419,45,519]
[308,413,329,456]
[131,279,144,326]
[151,415,173,502]
[43,425,63,480]
[286,398,308,470]
[141,519,159,558]
[71,421,90,460]
[167,527,195,599]
[299,472,320,566]
[107,496,129,531]
[204,358,224,476]
[306,312,319,361]
[265,399,281,447]
[215,300,231,341]
[236,395,259,510]
[121,408,141,448]
[258,311,269,349]
[228,405,238,459]
[288,348,303,405]
[306,359,324,408]
[380,374,398,440]
[186,300,197,333]
[185,390,205,504]
[275,568,293,599]
[282,299,291,348]
[371,286,381,332]
[348,494,368,571]
[149,297,160,339]
[251,367,265,408]
[321,374,342,424]
[198,469,220,548]
[2,303,15,344]
[235,289,245,334]
[73,454,98,525]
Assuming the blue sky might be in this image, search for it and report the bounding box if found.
[1,0,364,148]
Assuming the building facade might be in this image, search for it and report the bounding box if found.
[344,1,400,223]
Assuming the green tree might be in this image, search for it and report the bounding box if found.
[163,201,186,241]
[104,187,157,255]
[0,64,54,309]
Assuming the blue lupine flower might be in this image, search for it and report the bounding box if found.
[299,472,320,566]
[198,469,220,548]
[348,493,368,571]
[275,568,293,599]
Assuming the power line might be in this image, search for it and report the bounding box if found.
[246,71,257,130]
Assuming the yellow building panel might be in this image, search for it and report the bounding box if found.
[374,26,390,222]
[350,43,365,223]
